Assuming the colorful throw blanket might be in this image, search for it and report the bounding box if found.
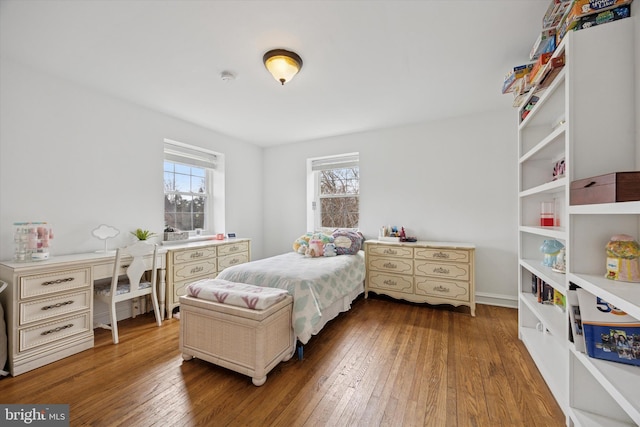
[216,251,365,344]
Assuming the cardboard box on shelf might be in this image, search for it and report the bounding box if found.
[535,55,566,89]
[543,0,572,30]
[502,63,534,94]
[575,4,631,30]
[530,28,557,60]
[557,0,633,44]
[528,52,554,84]
[577,288,640,367]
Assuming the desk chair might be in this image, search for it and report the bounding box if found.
[94,241,162,344]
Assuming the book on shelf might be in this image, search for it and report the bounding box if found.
[553,288,566,312]
[567,288,586,353]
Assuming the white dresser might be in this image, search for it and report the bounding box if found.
[364,240,476,316]
[165,239,250,317]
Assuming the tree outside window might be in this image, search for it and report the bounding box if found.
[308,153,360,228]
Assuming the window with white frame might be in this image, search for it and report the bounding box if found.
[308,153,359,230]
[163,139,218,232]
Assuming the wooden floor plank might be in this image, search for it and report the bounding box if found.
[0,296,565,426]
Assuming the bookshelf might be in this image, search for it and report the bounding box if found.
[517,17,639,426]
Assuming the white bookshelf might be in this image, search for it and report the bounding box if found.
[517,18,638,426]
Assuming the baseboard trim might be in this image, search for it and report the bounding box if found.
[476,292,517,309]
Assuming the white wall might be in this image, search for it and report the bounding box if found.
[263,110,519,307]
[0,59,265,260]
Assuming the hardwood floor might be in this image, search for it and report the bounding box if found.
[1,296,564,426]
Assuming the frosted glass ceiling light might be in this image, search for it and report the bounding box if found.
[263,49,303,85]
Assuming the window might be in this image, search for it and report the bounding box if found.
[308,153,359,230]
[164,139,220,232]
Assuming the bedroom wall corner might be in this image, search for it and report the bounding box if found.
[0,59,265,260]
[262,108,520,305]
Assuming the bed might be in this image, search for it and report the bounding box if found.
[213,250,366,345]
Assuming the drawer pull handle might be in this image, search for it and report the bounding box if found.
[433,251,450,259]
[383,249,397,255]
[230,246,239,251]
[229,258,239,265]
[383,279,397,287]
[40,324,73,335]
[433,285,450,293]
[190,252,204,259]
[121,265,130,269]
[383,262,397,269]
[433,267,450,274]
[190,266,204,274]
[41,277,75,286]
[584,181,597,188]
[42,300,74,310]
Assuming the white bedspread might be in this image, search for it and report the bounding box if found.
[216,251,365,344]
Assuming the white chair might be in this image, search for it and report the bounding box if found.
[94,241,162,344]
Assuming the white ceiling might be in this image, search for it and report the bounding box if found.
[0,0,549,146]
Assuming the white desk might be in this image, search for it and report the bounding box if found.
[0,249,166,376]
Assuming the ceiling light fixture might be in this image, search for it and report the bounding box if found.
[263,49,303,85]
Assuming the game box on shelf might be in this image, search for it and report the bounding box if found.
[576,288,640,367]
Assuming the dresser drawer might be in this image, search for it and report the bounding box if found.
[218,252,249,271]
[414,277,469,302]
[368,256,413,275]
[93,261,129,279]
[367,245,413,258]
[20,290,91,325]
[173,259,217,281]
[414,260,469,280]
[218,241,249,256]
[367,272,413,294]
[20,268,91,299]
[414,248,470,263]
[173,247,217,265]
[172,275,217,301]
[19,311,92,352]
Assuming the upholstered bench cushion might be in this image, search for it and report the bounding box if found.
[186,278,289,310]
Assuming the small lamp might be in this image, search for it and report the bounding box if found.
[263,49,303,85]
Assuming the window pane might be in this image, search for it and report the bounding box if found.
[320,167,359,195]
[321,196,359,228]
[191,167,206,178]
[193,195,205,214]
[174,173,190,192]
[175,163,190,175]
[164,172,175,191]
[191,175,206,193]
[164,158,210,232]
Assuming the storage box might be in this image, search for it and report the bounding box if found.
[164,231,189,241]
[576,288,640,366]
[502,63,534,94]
[570,172,640,205]
[543,0,572,29]
[575,4,631,30]
[180,294,294,386]
[557,0,632,44]
[529,27,557,60]
[528,52,553,84]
